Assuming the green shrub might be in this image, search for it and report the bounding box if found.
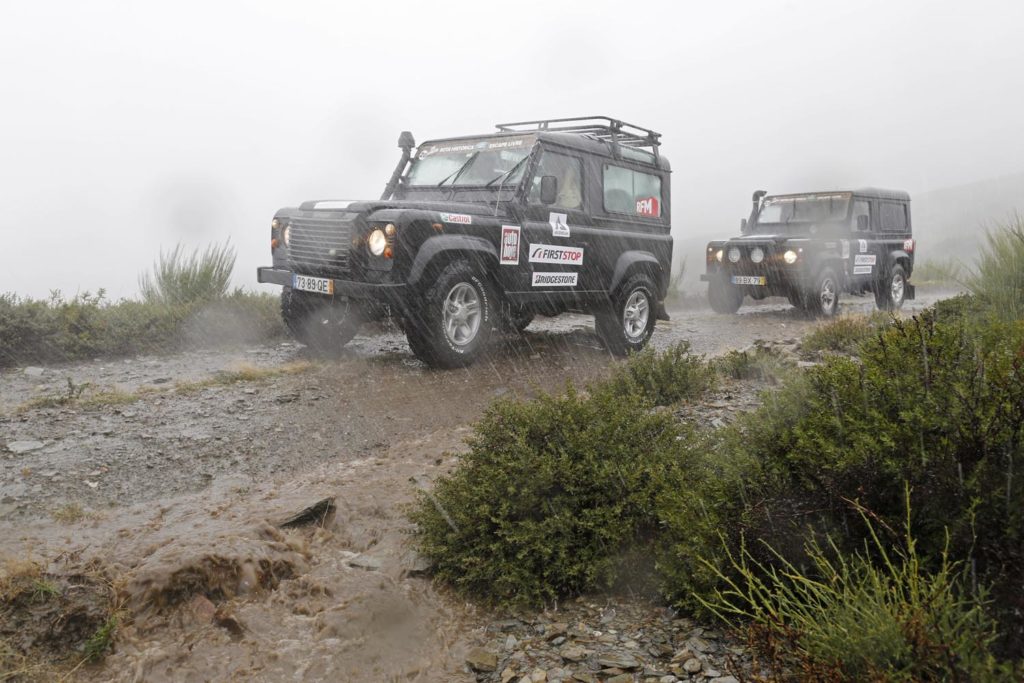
[410,383,691,606]
[660,298,1024,656]
[965,216,1024,320]
[0,290,282,367]
[604,341,715,406]
[713,342,795,383]
[138,241,236,306]
[799,312,893,356]
[703,507,1016,681]
[912,257,963,286]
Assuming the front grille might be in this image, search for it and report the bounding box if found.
[288,213,357,277]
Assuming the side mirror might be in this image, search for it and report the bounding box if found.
[397,131,415,150]
[540,175,558,205]
[740,218,748,233]
[856,214,869,231]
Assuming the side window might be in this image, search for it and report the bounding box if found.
[528,151,583,209]
[853,199,871,232]
[880,202,907,231]
[603,165,662,218]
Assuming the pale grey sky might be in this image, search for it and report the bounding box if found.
[2,0,1023,298]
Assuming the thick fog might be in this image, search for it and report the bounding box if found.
[2,0,1023,299]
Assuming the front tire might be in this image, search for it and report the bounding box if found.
[805,267,840,317]
[281,287,361,354]
[596,273,657,356]
[874,264,907,311]
[708,274,744,314]
[406,261,495,368]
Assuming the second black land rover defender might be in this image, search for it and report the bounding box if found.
[258,117,673,368]
[701,188,916,316]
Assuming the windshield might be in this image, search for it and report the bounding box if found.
[756,194,851,226]
[406,136,535,187]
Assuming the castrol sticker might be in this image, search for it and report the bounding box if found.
[500,225,520,265]
[528,244,584,266]
[636,196,660,217]
[531,272,578,287]
[439,212,472,224]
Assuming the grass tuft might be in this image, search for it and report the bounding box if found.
[138,241,236,307]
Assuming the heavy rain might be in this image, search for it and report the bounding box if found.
[2,1,1024,681]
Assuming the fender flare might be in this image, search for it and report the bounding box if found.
[407,235,497,287]
[610,251,664,295]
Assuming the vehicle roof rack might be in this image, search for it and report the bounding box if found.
[495,116,661,156]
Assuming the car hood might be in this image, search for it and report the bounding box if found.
[295,198,510,220]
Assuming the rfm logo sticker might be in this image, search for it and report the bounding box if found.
[636,196,659,217]
[500,225,520,265]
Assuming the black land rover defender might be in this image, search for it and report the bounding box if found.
[701,188,915,316]
[257,117,673,368]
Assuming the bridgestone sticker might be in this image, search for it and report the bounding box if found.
[500,225,520,265]
[858,239,868,253]
[528,243,584,265]
[532,272,578,287]
[855,254,877,266]
[440,212,472,224]
[549,212,570,237]
[853,265,873,275]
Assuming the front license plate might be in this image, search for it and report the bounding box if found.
[731,275,767,286]
[292,274,334,295]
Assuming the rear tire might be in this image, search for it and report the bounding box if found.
[708,274,743,314]
[874,264,907,311]
[596,273,657,356]
[406,261,495,368]
[805,267,840,317]
[281,287,361,354]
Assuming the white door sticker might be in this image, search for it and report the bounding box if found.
[500,225,520,265]
[858,239,868,253]
[531,272,578,287]
[853,265,873,275]
[528,244,584,265]
[549,212,570,237]
[840,240,850,259]
[854,254,876,266]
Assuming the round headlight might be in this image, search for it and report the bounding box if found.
[728,247,741,263]
[783,249,798,264]
[283,225,291,246]
[750,247,765,264]
[715,249,724,262]
[368,229,387,256]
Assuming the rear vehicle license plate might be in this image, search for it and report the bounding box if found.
[292,274,334,295]
[731,275,767,286]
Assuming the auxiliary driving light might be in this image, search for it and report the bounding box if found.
[272,217,281,230]
[750,247,765,264]
[368,229,387,256]
[384,223,397,237]
[783,249,799,264]
[727,247,741,263]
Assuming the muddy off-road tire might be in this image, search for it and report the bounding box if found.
[406,261,495,368]
[805,266,840,317]
[708,274,744,314]
[874,264,908,311]
[281,287,361,354]
[596,273,657,356]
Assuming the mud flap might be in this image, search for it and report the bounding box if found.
[906,283,916,300]
[656,301,670,321]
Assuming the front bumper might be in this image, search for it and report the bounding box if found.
[257,267,408,305]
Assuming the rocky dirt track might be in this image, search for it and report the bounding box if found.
[0,292,945,682]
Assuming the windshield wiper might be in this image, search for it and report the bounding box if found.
[436,152,479,188]
[484,155,531,188]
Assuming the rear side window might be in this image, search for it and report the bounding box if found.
[880,202,907,231]
[853,199,871,232]
[603,165,662,218]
